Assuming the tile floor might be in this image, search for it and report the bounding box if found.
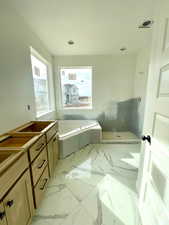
[32,144,142,225]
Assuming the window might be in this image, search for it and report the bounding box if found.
[30,48,54,117]
[60,67,92,109]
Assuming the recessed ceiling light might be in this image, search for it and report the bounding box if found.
[120,47,127,51]
[68,40,74,45]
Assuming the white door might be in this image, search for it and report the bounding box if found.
[139,0,169,224]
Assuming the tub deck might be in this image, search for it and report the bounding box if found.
[58,120,100,139]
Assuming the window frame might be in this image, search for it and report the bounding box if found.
[59,66,93,110]
[30,47,55,118]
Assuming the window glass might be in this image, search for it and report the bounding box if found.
[31,55,50,116]
[60,67,92,109]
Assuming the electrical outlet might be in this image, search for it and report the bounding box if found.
[27,105,31,111]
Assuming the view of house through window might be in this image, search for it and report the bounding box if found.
[60,67,92,108]
[31,54,50,116]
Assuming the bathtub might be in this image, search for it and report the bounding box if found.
[58,120,102,158]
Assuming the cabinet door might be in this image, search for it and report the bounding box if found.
[4,170,34,225]
[0,203,7,225]
[47,135,59,177]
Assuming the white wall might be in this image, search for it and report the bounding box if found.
[0,2,56,134]
[133,48,150,136]
[54,54,137,131]
[0,2,149,134]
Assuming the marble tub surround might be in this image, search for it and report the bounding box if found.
[31,144,142,225]
[58,120,101,159]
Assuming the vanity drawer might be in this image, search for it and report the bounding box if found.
[29,135,46,162]
[31,148,48,186]
[0,153,29,199]
[34,166,49,208]
[46,123,57,143]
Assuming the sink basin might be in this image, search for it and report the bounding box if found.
[12,121,56,133]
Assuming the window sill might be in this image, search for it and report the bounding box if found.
[63,107,93,110]
[36,110,56,120]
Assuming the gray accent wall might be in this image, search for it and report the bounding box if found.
[63,98,141,137]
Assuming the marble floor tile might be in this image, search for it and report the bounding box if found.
[64,165,105,187]
[48,171,96,202]
[34,187,79,225]
[82,175,140,225]
[61,205,95,225]
[48,173,66,187]
[66,179,94,202]
[31,143,142,225]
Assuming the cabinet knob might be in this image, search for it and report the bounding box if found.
[53,137,57,142]
[0,211,5,220]
[6,200,14,207]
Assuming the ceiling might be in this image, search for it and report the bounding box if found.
[9,0,153,55]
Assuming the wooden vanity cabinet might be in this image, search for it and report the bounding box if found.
[0,203,7,225]
[0,120,59,224]
[47,134,59,177]
[3,170,34,225]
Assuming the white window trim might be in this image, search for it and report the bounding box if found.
[36,110,56,120]
[59,66,93,110]
[30,47,55,118]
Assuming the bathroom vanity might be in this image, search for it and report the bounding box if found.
[0,119,101,225]
[0,121,58,225]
